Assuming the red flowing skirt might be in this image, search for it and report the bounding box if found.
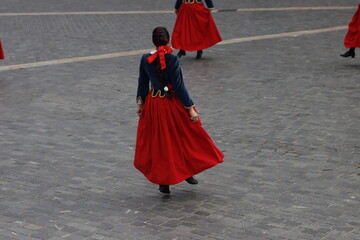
[134,90,224,185]
[0,40,4,59]
[344,4,360,48]
[171,2,222,51]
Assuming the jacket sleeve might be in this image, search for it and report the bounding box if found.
[136,55,149,104]
[169,57,195,108]
[174,0,183,9]
[204,0,214,9]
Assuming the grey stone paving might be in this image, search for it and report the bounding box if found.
[0,0,356,12]
[0,1,356,66]
[0,0,359,240]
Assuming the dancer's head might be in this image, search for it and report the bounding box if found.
[152,27,170,47]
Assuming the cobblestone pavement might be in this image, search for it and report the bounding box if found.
[0,0,359,240]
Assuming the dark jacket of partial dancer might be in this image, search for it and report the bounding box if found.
[175,0,214,9]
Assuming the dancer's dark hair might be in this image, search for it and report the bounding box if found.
[152,27,170,89]
[152,27,170,47]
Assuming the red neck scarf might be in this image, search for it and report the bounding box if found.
[146,45,173,70]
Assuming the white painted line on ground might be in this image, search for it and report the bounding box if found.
[0,6,356,16]
[0,49,153,71]
[0,26,347,72]
[0,10,173,16]
[217,26,348,45]
[215,6,356,13]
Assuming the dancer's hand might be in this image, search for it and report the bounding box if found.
[189,108,199,122]
[208,8,214,12]
[136,104,143,117]
[175,9,178,14]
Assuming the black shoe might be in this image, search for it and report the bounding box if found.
[185,176,198,185]
[340,48,355,58]
[159,185,170,194]
[177,50,186,58]
[195,50,203,60]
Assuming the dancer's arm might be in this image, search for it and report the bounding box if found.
[136,55,150,116]
[174,0,182,11]
[169,57,195,109]
[204,0,214,10]
[168,57,198,122]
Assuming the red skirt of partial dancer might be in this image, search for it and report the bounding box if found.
[0,40,4,59]
[171,3,222,51]
[344,4,360,48]
[134,91,224,185]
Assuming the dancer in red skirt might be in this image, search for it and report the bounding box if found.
[341,4,360,58]
[134,27,224,194]
[0,40,5,60]
[172,0,222,59]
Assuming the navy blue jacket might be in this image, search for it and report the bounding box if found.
[175,0,214,9]
[136,53,194,108]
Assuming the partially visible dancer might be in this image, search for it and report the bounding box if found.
[0,40,4,59]
[172,0,222,60]
[134,27,224,194]
[341,4,360,58]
